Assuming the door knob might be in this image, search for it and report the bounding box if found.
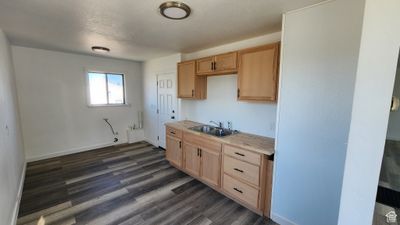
[171,116,175,119]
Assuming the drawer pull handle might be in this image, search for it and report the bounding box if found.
[234,168,244,173]
[233,188,243,194]
[170,131,176,134]
[234,152,245,157]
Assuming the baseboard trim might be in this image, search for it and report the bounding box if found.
[144,138,158,147]
[271,212,297,225]
[26,142,117,162]
[11,161,26,225]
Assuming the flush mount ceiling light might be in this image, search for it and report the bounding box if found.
[159,1,191,20]
[91,46,110,53]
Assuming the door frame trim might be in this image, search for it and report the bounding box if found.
[156,71,178,148]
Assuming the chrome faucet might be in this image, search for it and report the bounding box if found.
[210,120,223,128]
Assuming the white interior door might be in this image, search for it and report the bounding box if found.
[157,73,177,148]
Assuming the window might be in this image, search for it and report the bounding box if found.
[87,72,126,106]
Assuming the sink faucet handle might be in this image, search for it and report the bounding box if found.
[227,121,232,130]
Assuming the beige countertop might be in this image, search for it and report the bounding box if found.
[165,120,275,156]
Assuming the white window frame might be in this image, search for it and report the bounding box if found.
[85,69,129,107]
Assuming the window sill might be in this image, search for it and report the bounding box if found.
[87,104,131,108]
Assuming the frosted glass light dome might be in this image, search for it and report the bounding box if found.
[159,1,191,20]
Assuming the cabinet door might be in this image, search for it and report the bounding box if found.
[196,57,214,75]
[215,52,237,73]
[166,135,182,167]
[183,142,200,177]
[178,61,196,98]
[200,148,221,187]
[263,160,274,217]
[238,43,279,102]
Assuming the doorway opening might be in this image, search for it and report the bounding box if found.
[374,51,400,224]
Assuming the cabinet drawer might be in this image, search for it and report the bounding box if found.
[183,132,221,152]
[166,126,182,139]
[223,174,259,209]
[224,156,260,186]
[224,145,261,166]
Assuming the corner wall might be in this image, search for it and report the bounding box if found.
[12,46,143,161]
[338,0,400,224]
[272,0,365,224]
[142,54,181,146]
[0,29,26,225]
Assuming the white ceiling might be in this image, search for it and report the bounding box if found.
[0,0,325,61]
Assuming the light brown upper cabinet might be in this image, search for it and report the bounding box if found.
[237,43,280,102]
[196,52,238,76]
[196,57,214,75]
[178,60,207,99]
[215,52,238,74]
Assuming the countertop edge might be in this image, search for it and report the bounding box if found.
[165,121,275,156]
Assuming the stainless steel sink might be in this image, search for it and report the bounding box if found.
[189,125,235,137]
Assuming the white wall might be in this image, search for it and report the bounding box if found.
[272,1,365,224]
[386,64,400,140]
[181,75,277,136]
[0,30,25,225]
[12,46,143,161]
[338,0,400,224]
[142,54,181,145]
[181,32,281,137]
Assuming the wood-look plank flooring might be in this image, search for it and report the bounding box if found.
[18,141,277,225]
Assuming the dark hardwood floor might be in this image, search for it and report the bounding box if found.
[17,141,277,225]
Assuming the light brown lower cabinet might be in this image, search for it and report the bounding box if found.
[165,126,273,218]
[183,133,222,188]
[263,160,274,217]
[221,144,272,215]
[183,142,201,177]
[199,147,221,187]
[165,135,182,167]
[223,174,260,209]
